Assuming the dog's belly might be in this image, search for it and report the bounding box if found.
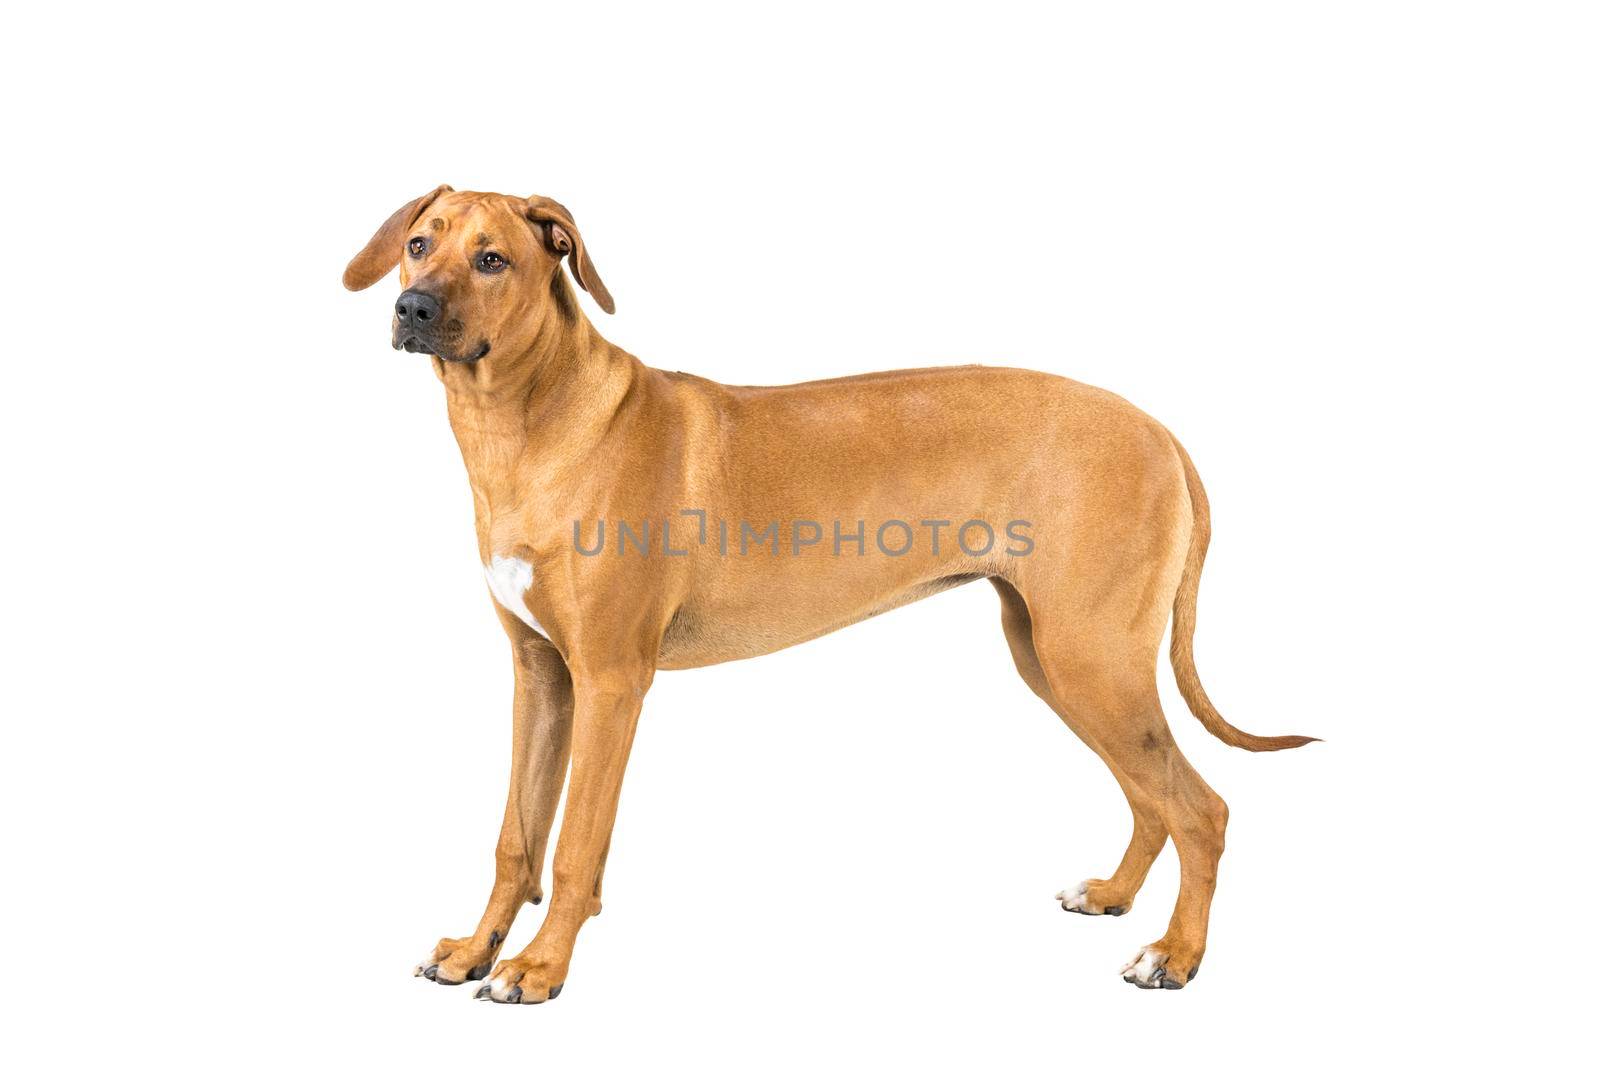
[656,568,987,668]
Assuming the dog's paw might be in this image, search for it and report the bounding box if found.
[415,929,505,986]
[1120,942,1200,989]
[474,954,565,1005]
[1056,879,1129,916]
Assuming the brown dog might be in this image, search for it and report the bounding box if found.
[344,186,1315,1002]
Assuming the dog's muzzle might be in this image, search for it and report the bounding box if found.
[392,288,488,362]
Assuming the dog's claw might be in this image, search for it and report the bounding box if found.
[1120,946,1196,989]
[1121,945,1179,988]
[477,978,560,1004]
[421,962,465,986]
[468,964,490,981]
[1057,880,1130,916]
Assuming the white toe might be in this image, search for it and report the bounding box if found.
[1121,946,1168,986]
[1056,881,1091,912]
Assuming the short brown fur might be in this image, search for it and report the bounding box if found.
[344,187,1314,1001]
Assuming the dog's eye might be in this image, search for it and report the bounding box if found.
[478,251,508,273]
[407,237,429,258]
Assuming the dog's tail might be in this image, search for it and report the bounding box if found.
[1169,436,1319,752]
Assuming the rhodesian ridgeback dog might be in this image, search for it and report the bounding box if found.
[343,186,1315,1002]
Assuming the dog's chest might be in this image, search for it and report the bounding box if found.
[483,553,546,637]
[475,496,548,637]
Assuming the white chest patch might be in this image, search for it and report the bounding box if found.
[484,555,545,637]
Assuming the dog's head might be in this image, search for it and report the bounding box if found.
[343,186,613,364]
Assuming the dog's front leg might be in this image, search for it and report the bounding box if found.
[478,664,651,1004]
[416,636,574,985]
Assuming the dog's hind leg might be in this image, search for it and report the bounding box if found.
[1030,619,1227,989]
[997,416,1233,986]
[1056,768,1169,918]
[416,633,574,985]
[994,579,1168,918]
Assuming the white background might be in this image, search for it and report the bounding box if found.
[3,1,1595,1062]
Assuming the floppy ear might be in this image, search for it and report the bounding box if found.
[342,184,453,291]
[525,196,615,314]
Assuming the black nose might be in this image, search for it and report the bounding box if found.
[395,288,442,326]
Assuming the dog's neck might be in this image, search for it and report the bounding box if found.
[437,291,641,533]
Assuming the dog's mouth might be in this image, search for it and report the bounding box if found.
[394,333,491,363]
